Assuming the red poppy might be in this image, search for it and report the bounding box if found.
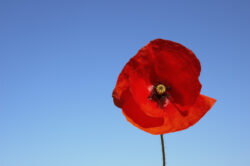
[112,39,216,135]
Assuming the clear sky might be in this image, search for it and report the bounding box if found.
[0,0,250,166]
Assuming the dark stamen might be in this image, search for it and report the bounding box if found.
[148,83,171,108]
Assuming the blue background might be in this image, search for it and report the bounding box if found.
[0,0,250,166]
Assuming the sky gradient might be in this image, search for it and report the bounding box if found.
[1,0,250,166]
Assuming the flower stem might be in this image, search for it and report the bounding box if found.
[160,134,166,166]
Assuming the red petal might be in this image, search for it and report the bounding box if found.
[112,47,155,108]
[149,94,216,135]
[122,89,164,129]
[128,68,166,118]
[148,39,202,106]
[112,62,131,108]
[180,94,216,127]
[119,48,165,117]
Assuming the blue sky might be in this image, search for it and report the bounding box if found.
[0,0,250,166]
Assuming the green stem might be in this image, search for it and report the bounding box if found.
[160,134,166,166]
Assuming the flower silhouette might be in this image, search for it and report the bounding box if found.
[112,39,216,135]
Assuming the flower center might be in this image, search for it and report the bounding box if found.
[148,83,171,108]
[155,84,166,95]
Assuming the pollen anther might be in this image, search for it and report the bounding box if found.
[156,84,166,95]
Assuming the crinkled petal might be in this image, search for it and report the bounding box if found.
[148,39,202,106]
[128,69,165,118]
[146,94,216,135]
[121,89,164,130]
[113,48,164,117]
[112,48,152,108]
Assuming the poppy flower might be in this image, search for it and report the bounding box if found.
[112,39,216,135]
